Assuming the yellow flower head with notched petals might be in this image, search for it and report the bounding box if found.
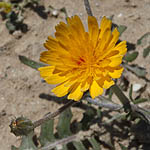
[39,15,127,101]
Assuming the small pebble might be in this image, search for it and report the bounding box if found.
[0,110,6,116]
[117,13,123,18]
[95,3,99,7]
[12,30,22,39]
[79,13,83,17]
[133,83,142,92]
[52,10,59,17]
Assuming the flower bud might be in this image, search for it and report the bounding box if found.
[9,116,34,136]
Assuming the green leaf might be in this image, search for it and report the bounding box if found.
[124,51,139,62]
[19,55,45,70]
[39,119,55,146]
[137,32,150,45]
[119,143,128,150]
[79,107,96,130]
[6,20,16,33]
[133,98,149,104]
[19,132,37,150]
[124,64,147,78]
[57,108,72,138]
[117,25,127,36]
[85,95,121,110]
[108,88,113,100]
[73,141,86,150]
[97,108,102,118]
[102,113,126,125]
[143,45,150,58]
[129,84,133,101]
[11,146,18,150]
[111,85,131,112]
[89,137,101,150]
[62,145,68,150]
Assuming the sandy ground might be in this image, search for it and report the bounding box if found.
[0,0,150,149]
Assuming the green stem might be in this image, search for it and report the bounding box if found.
[84,0,93,16]
[111,84,131,112]
[33,100,76,128]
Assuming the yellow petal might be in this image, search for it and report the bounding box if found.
[95,28,111,54]
[81,81,89,91]
[55,31,69,48]
[108,56,123,67]
[38,66,55,77]
[99,16,112,40]
[89,80,103,99]
[105,50,119,58]
[55,21,69,35]
[66,16,85,45]
[72,15,85,35]
[67,16,84,30]
[38,66,67,84]
[40,51,60,65]
[94,69,104,80]
[103,41,126,65]
[99,59,111,67]
[68,83,83,101]
[109,66,124,78]
[102,76,115,89]
[113,41,127,55]
[52,82,70,97]
[107,28,119,49]
[44,74,67,84]
[102,70,109,77]
[64,77,78,87]
[88,16,99,48]
[44,36,59,51]
[81,77,92,91]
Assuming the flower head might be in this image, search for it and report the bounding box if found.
[0,2,11,13]
[39,15,127,101]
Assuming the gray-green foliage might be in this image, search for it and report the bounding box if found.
[57,107,72,138]
[124,64,147,78]
[143,45,150,58]
[122,31,150,81]
[137,32,150,45]
[124,51,139,62]
[11,108,102,150]
[117,25,127,36]
[12,132,37,150]
[19,55,45,70]
[39,119,55,146]
[73,141,87,150]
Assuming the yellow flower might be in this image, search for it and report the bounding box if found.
[0,2,12,13]
[39,15,127,101]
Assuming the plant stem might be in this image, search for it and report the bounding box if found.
[84,0,93,16]
[111,84,131,112]
[85,96,122,110]
[33,100,76,128]
[41,135,76,150]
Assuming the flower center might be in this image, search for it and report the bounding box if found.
[75,55,97,77]
[77,57,85,65]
